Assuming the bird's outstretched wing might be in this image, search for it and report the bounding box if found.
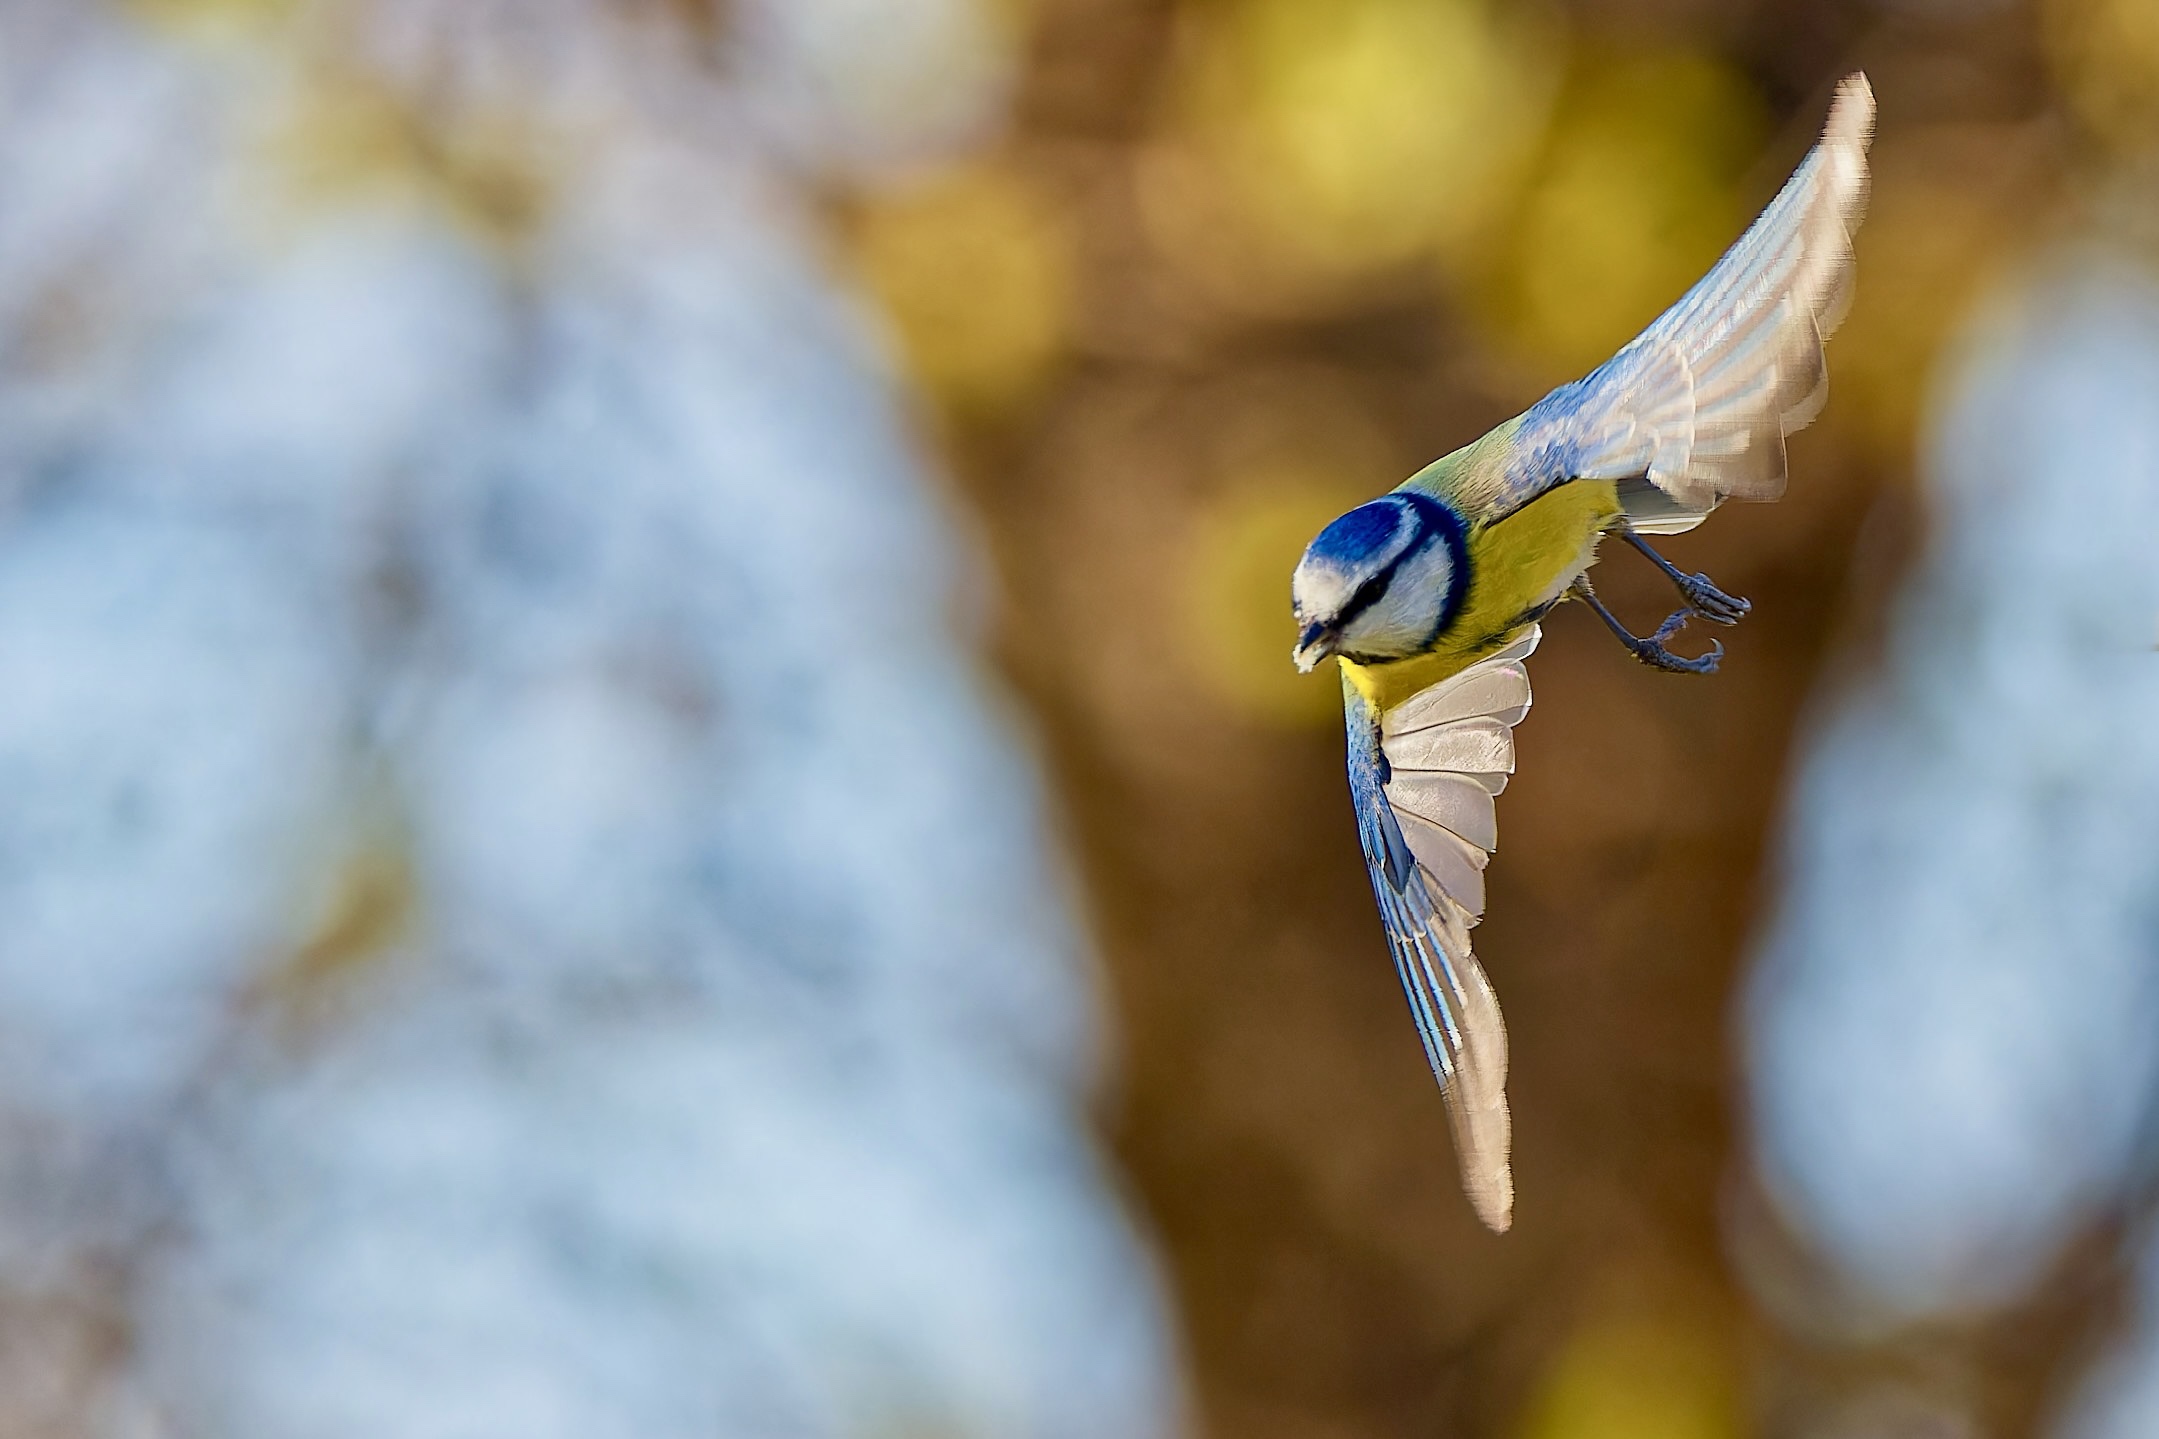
[1343,628,1539,1232]
[1497,72,1874,532]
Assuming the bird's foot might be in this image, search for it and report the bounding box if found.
[1626,606,1724,674]
[1620,529,1751,626]
[1571,578,1724,675]
[1672,571,1751,626]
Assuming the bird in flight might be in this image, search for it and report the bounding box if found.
[1290,74,1874,1231]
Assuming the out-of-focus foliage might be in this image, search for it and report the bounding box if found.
[1519,1304,1739,1439]
[1171,374,1401,727]
[2045,0,2159,152]
[127,0,295,31]
[0,2,1178,1437]
[1182,477,1365,726]
[1485,49,1767,377]
[1825,141,2028,458]
[853,162,1074,413]
[734,0,1031,173]
[1136,0,1556,309]
[260,68,558,246]
[1749,254,2159,1326]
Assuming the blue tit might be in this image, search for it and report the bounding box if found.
[1292,75,1874,1231]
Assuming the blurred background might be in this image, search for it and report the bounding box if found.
[0,0,2153,1436]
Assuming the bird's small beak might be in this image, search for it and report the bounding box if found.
[1293,620,1339,674]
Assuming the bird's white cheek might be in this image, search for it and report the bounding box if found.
[1343,581,1441,658]
[1345,546,1455,657]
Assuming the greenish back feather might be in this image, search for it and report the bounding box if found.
[1394,416,1529,524]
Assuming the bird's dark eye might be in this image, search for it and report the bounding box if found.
[1333,563,1396,632]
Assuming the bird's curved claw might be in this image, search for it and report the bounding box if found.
[1629,606,1724,673]
[1618,528,1751,626]
[1673,572,1751,626]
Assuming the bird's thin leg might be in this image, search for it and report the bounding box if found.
[1570,575,1723,675]
[1618,526,1751,626]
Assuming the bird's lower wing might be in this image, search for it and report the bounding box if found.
[1495,73,1874,532]
[1343,627,1540,1232]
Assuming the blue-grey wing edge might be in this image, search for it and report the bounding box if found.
[1343,629,1541,1232]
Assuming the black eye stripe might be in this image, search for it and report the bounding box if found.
[1334,526,1435,630]
[1308,494,1470,650]
[1323,494,1470,650]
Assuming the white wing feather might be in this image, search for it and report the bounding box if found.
[1356,628,1541,1231]
[1500,73,1875,532]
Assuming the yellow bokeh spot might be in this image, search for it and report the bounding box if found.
[250,838,418,1040]
[2046,0,2159,151]
[1183,475,1373,727]
[258,69,560,249]
[1832,170,2015,460]
[126,0,293,37]
[852,163,1073,415]
[1491,49,1767,379]
[1518,1310,1740,1439]
[1143,0,1558,306]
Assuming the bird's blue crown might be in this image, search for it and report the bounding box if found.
[1305,500,1410,573]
